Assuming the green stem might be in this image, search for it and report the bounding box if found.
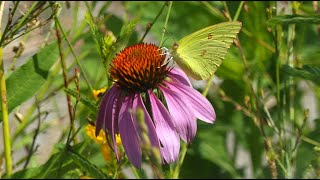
[202,73,216,97]
[0,1,12,175]
[139,2,167,43]
[172,143,187,178]
[233,1,244,21]
[241,28,275,53]
[0,2,19,47]
[201,1,226,20]
[0,2,38,45]
[160,1,173,47]
[73,1,79,31]
[0,47,12,176]
[130,164,141,179]
[301,136,320,147]
[53,12,94,94]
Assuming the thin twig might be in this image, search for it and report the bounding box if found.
[160,1,173,47]
[54,14,77,145]
[23,97,44,169]
[139,2,167,43]
[66,68,81,146]
[53,12,94,94]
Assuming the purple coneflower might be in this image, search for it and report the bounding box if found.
[95,43,216,168]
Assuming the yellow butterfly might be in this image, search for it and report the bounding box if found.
[171,21,242,80]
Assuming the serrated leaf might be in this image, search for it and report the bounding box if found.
[281,65,320,84]
[68,149,109,179]
[85,11,105,59]
[268,15,320,26]
[0,42,59,122]
[64,88,98,111]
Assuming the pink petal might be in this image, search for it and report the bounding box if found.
[96,86,118,136]
[132,94,160,150]
[96,86,122,160]
[118,95,142,168]
[111,92,122,161]
[149,90,180,163]
[168,68,192,87]
[160,86,197,143]
[166,82,216,123]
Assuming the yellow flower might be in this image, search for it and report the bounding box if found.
[86,124,106,144]
[86,123,122,162]
[100,143,112,162]
[115,134,122,145]
[80,175,93,179]
[93,88,107,101]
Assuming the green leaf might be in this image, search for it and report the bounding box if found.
[281,65,320,84]
[85,11,106,60]
[1,42,59,122]
[64,88,98,112]
[67,149,109,179]
[5,141,90,179]
[268,15,320,26]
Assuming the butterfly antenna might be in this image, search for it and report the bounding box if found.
[162,27,178,45]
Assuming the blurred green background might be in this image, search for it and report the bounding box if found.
[1,1,320,179]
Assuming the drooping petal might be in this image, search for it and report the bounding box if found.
[149,90,180,163]
[166,81,216,123]
[168,68,192,87]
[132,93,160,150]
[110,91,122,160]
[96,86,119,136]
[160,85,197,143]
[118,95,142,168]
[96,86,120,136]
[97,86,122,160]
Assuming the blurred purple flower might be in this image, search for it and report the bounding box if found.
[96,43,216,168]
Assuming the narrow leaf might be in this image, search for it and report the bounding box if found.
[64,88,98,111]
[281,65,320,84]
[68,149,109,179]
[268,15,320,26]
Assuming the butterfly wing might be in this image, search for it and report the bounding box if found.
[172,21,242,80]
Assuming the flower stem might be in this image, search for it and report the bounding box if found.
[0,1,12,175]
[233,1,244,21]
[0,47,12,176]
[201,1,225,20]
[159,1,173,47]
[54,12,77,145]
[52,6,94,94]
[202,73,216,97]
[172,142,187,178]
[139,2,167,43]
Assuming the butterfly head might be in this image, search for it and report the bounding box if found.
[172,42,179,50]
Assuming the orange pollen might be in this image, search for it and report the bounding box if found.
[110,43,171,92]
